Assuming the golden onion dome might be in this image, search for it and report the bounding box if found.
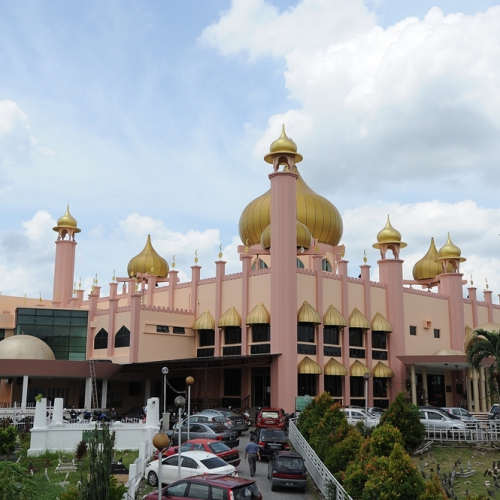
[260,220,313,250]
[53,205,81,233]
[127,235,169,278]
[264,125,303,164]
[412,237,441,280]
[373,215,406,249]
[437,233,466,262]
[239,167,343,246]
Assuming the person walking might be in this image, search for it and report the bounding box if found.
[244,436,261,477]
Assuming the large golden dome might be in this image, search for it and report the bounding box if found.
[127,235,169,278]
[239,167,343,247]
[260,220,313,250]
[413,237,442,280]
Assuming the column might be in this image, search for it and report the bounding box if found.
[101,379,108,409]
[338,260,350,404]
[240,254,253,356]
[168,270,179,310]
[84,377,92,409]
[312,255,324,395]
[107,282,118,358]
[21,375,29,411]
[215,260,226,357]
[360,264,372,406]
[190,266,201,313]
[473,370,480,412]
[129,293,142,363]
[480,366,487,412]
[439,274,466,352]
[422,366,428,406]
[410,364,417,405]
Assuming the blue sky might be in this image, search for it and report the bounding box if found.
[1,0,499,301]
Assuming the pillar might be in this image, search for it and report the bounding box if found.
[21,375,29,410]
[338,260,350,404]
[410,364,417,405]
[240,254,253,356]
[101,379,108,409]
[360,264,372,406]
[438,274,466,352]
[168,270,179,310]
[422,366,428,406]
[215,260,226,357]
[84,377,92,409]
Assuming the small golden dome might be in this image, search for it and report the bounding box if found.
[264,125,303,164]
[127,235,169,278]
[53,205,81,233]
[239,167,343,247]
[373,215,406,249]
[437,233,466,262]
[412,237,441,280]
[260,220,313,250]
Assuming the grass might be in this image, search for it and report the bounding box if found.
[411,442,500,499]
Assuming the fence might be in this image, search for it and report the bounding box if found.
[423,420,500,443]
[125,440,152,499]
[288,419,352,500]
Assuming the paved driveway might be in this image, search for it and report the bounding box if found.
[237,429,315,499]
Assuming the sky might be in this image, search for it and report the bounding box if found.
[0,0,499,302]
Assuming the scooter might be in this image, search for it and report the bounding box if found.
[243,409,252,426]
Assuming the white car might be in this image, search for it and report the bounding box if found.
[145,450,238,486]
[419,408,468,437]
[341,408,380,428]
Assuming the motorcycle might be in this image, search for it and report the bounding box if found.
[243,409,252,426]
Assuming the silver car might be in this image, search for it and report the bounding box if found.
[419,408,468,437]
[341,408,380,428]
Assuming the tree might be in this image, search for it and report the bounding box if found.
[467,328,500,401]
[379,392,425,452]
[296,392,334,440]
[0,461,36,500]
[0,425,17,458]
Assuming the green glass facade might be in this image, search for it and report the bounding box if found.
[15,308,88,361]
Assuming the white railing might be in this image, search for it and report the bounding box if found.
[423,420,500,442]
[288,419,352,500]
[125,440,151,499]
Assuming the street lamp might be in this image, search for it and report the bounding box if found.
[174,395,186,480]
[186,376,194,441]
[152,432,170,499]
[363,372,371,424]
[162,367,169,430]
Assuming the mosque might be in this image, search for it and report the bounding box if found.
[0,127,498,415]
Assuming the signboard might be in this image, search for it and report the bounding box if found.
[295,394,313,412]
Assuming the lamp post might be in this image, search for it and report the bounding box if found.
[152,432,170,499]
[174,395,186,480]
[162,367,169,430]
[186,376,194,441]
[363,372,371,424]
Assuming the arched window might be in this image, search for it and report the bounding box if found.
[251,258,268,270]
[94,328,108,350]
[322,258,332,272]
[115,326,130,348]
[296,259,305,269]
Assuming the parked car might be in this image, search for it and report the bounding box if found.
[142,474,262,500]
[200,408,249,434]
[255,407,288,430]
[367,407,386,417]
[172,414,227,430]
[253,427,290,459]
[167,422,239,448]
[268,451,307,492]
[341,408,380,428]
[442,407,478,422]
[489,404,500,419]
[155,438,240,466]
[144,450,237,486]
[418,408,468,437]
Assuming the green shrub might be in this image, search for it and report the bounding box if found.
[296,392,334,440]
[421,473,447,500]
[369,424,403,457]
[379,392,425,451]
[324,426,364,476]
[0,425,17,455]
[0,461,37,500]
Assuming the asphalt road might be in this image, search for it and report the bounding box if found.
[237,428,315,500]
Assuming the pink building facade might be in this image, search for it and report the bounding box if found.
[0,128,499,414]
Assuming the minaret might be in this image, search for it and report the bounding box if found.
[52,206,80,307]
[265,126,301,412]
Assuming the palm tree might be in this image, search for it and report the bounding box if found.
[466,328,500,402]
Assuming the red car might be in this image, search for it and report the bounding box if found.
[153,438,240,467]
[142,474,261,500]
[256,407,288,430]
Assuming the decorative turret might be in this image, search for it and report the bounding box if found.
[53,205,80,241]
[127,235,168,278]
[264,125,303,169]
[372,215,406,259]
[436,232,466,273]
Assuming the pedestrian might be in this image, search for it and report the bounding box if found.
[244,436,261,477]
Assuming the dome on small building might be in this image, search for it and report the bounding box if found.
[264,125,303,164]
[53,205,81,234]
[0,335,56,360]
[127,235,169,278]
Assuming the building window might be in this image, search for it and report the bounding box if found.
[251,344,270,354]
[349,328,363,347]
[224,327,241,345]
[224,369,241,396]
[0,329,5,341]
[373,378,388,398]
[349,348,366,358]
[173,327,185,334]
[434,328,440,338]
[115,326,130,348]
[410,326,417,336]
[252,324,270,343]
[297,323,315,343]
[223,346,242,356]
[324,326,340,345]
[298,374,317,396]
[324,375,343,397]
[324,346,342,356]
[322,258,332,272]
[297,344,317,355]
[372,332,387,349]
[197,347,214,357]
[156,325,169,333]
[251,258,268,270]
[372,350,388,360]
[297,258,305,269]
[199,329,215,347]
[129,381,141,396]
[94,328,108,350]
[350,377,365,397]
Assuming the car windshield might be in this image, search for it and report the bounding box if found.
[208,442,230,453]
[276,458,304,470]
[262,430,286,439]
[207,423,229,432]
[261,411,279,418]
[232,483,261,500]
[200,456,227,469]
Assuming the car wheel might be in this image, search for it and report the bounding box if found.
[147,471,158,486]
[271,484,276,492]
[299,488,306,493]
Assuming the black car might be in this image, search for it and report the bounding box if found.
[253,427,290,459]
[167,422,239,448]
[268,451,307,492]
[200,408,249,434]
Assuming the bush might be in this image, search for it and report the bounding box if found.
[324,426,364,476]
[0,425,17,456]
[309,403,347,459]
[369,424,403,457]
[0,461,36,500]
[379,392,425,451]
[296,392,334,441]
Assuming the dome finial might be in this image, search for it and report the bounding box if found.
[264,126,303,165]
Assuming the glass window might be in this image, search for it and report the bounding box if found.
[251,258,268,270]
[181,457,198,469]
[211,486,225,500]
[252,324,270,342]
[94,328,108,350]
[224,369,241,396]
[298,374,317,396]
[434,329,440,338]
[296,258,304,269]
[173,326,185,334]
[324,326,339,345]
[0,329,5,341]
[373,378,387,398]
[349,328,363,347]
[410,326,417,336]
[324,375,342,397]
[157,325,169,333]
[372,332,386,349]
[167,482,187,497]
[199,330,215,347]
[187,484,209,499]
[297,323,315,343]
[322,258,332,272]
[224,327,241,345]
[350,377,365,397]
[115,326,130,348]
